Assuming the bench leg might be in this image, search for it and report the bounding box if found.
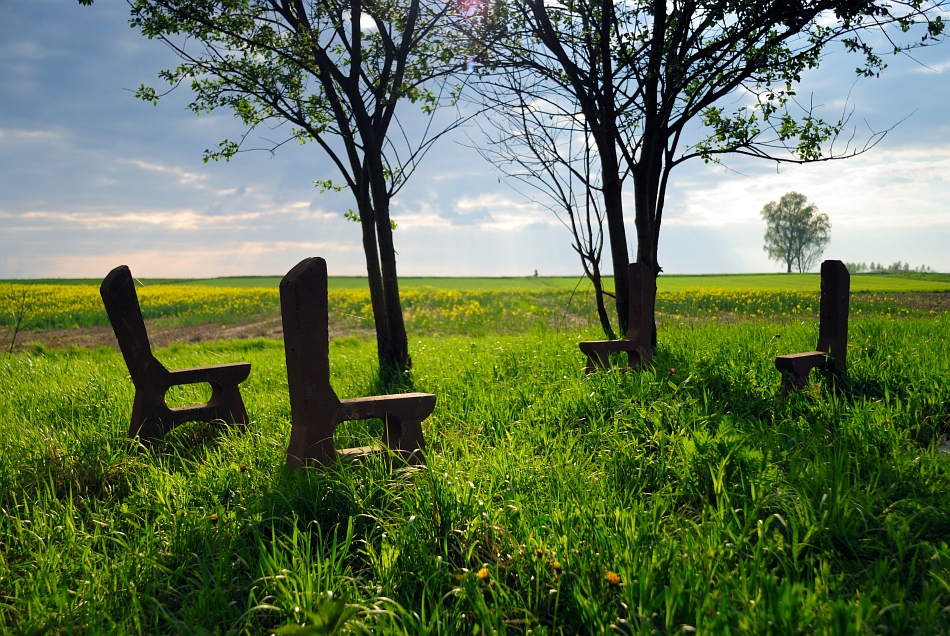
[286,426,337,469]
[779,370,810,394]
[129,392,170,443]
[584,351,610,375]
[626,350,642,371]
[210,382,249,430]
[383,416,426,464]
[779,360,826,394]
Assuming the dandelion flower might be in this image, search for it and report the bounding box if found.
[552,561,562,572]
[605,571,620,585]
[476,567,490,581]
[210,513,219,523]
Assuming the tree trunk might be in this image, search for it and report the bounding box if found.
[375,198,411,379]
[356,163,411,380]
[357,192,392,371]
[589,261,616,340]
[632,172,659,347]
[366,147,411,379]
[599,145,631,336]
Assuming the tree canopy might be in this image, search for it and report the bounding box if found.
[111,0,467,376]
[469,0,945,336]
[762,191,831,273]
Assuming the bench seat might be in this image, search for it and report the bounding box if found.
[578,262,655,374]
[280,257,436,469]
[100,265,250,442]
[773,260,849,393]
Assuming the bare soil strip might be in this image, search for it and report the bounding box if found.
[3,316,376,354]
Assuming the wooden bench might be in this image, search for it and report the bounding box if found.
[775,259,850,392]
[100,265,251,443]
[280,257,436,469]
[578,262,655,374]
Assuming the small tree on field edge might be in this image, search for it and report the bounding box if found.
[762,192,831,273]
[79,0,468,381]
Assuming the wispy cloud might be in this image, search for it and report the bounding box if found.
[910,58,950,74]
[126,159,209,186]
[4,242,360,279]
[0,199,337,231]
[0,128,59,142]
[665,145,950,229]
[455,193,557,231]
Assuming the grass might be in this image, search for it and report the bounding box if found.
[2,300,950,633]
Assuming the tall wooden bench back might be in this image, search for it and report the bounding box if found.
[578,262,655,373]
[100,265,251,442]
[280,257,436,469]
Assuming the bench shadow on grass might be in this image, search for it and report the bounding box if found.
[647,347,778,422]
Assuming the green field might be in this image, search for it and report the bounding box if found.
[5,272,950,293]
[2,289,950,633]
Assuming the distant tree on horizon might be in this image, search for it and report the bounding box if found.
[762,192,831,273]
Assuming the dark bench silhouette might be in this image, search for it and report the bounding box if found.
[578,262,655,374]
[100,265,251,442]
[775,260,850,392]
[280,257,436,469]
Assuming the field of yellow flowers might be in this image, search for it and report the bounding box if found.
[0,282,915,335]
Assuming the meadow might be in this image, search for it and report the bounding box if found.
[4,271,950,293]
[0,276,942,337]
[1,281,949,634]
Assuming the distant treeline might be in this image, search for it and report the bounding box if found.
[845,261,934,274]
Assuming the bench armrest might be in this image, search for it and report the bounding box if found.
[167,362,251,387]
[338,393,436,422]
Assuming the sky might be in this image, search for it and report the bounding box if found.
[1,1,948,279]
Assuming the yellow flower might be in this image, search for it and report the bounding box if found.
[476,567,490,581]
[605,571,620,585]
[552,561,562,572]
[210,513,219,523]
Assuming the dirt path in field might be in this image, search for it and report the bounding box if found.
[879,291,950,312]
[3,316,374,354]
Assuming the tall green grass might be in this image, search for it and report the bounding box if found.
[2,313,949,633]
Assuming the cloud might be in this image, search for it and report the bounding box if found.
[0,199,337,231]
[665,145,950,229]
[911,58,950,74]
[2,241,361,279]
[0,128,59,141]
[392,190,558,232]
[126,159,209,186]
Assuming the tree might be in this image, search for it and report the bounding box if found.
[473,72,616,339]
[81,0,466,378]
[470,0,945,338]
[761,192,830,273]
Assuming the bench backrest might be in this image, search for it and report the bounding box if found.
[280,257,341,411]
[816,259,850,365]
[625,262,656,348]
[100,265,165,385]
